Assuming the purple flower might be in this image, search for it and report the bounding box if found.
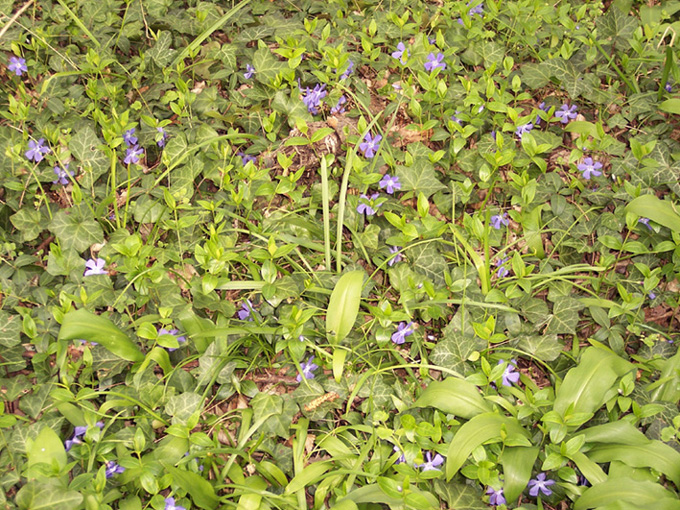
[357,193,380,216]
[105,461,125,478]
[516,122,533,140]
[331,95,347,115]
[528,473,556,497]
[339,60,354,80]
[238,300,254,321]
[391,321,414,344]
[665,82,672,92]
[486,487,506,506]
[296,356,319,382]
[8,56,28,76]
[158,327,187,352]
[648,291,656,300]
[392,42,409,64]
[25,138,50,162]
[157,126,168,147]
[84,258,107,276]
[300,83,327,114]
[577,157,602,180]
[238,152,256,166]
[359,132,382,158]
[124,145,143,165]
[65,423,104,451]
[499,359,520,387]
[393,445,406,464]
[424,52,446,72]
[388,246,402,266]
[555,103,578,124]
[495,257,509,278]
[638,217,652,230]
[418,451,444,471]
[468,1,484,15]
[164,497,186,510]
[490,212,509,230]
[451,111,462,125]
[52,164,74,185]
[123,128,137,147]
[244,64,255,79]
[379,174,401,194]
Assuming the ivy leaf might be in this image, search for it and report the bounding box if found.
[252,46,285,85]
[433,481,486,510]
[410,243,447,286]
[545,297,583,335]
[596,6,638,50]
[0,311,22,348]
[10,208,44,242]
[517,334,563,361]
[396,156,446,198]
[68,126,108,186]
[147,31,177,67]
[16,480,83,510]
[19,383,53,420]
[166,392,203,425]
[431,318,485,375]
[48,207,103,252]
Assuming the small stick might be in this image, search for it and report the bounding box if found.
[0,0,34,41]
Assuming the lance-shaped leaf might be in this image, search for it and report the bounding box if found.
[326,270,364,344]
[58,309,144,362]
[501,447,539,503]
[574,478,680,510]
[624,194,680,232]
[162,465,219,510]
[412,378,492,419]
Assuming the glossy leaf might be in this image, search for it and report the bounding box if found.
[326,270,364,344]
[412,377,492,419]
[163,466,219,510]
[285,461,332,494]
[624,194,680,232]
[574,478,680,510]
[501,447,539,503]
[16,480,83,510]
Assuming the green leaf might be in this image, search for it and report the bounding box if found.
[659,98,680,115]
[147,31,176,67]
[433,481,486,510]
[68,126,108,186]
[412,378,492,419]
[545,297,583,335]
[582,422,649,445]
[26,426,67,474]
[501,447,539,504]
[596,6,638,50]
[10,208,44,242]
[165,392,203,425]
[553,347,634,419]
[252,46,286,84]
[326,270,364,344]
[445,413,530,480]
[395,156,446,198]
[517,334,563,361]
[58,309,144,363]
[163,466,219,510]
[16,480,83,510]
[0,311,22,348]
[410,243,447,286]
[431,315,484,375]
[285,461,332,494]
[574,478,679,510]
[521,58,587,97]
[48,207,104,252]
[624,194,680,232]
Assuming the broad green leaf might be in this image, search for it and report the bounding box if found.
[430,316,484,375]
[0,311,22,348]
[659,98,680,115]
[48,207,104,252]
[433,481,486,510]
[574,478,679,510]
[410,243,447,286]
[285,461,332,494]
[329,500,358,510]
[236,475,267,510]
[624,194,680,232]
[545,297,583,335]
[16,480,83,510]
[10,208,44,242]
[446,413,530,480]
[68,126,108,186]
[147,31,176,67]
[163,466,219,510]
[517,334,563,361]
[252,46,286,84]
[26,426,67,474]
[582,422,649,445]
[501,447,539,503]
[58,309,144,363]
[596,6,638,50]
[412,377,492,419]
[337,483,438,507]
[395,156,447,198]
[165,392,203,425]
[553,347,634,419]
[326,270,364,344]
[650,349,680,402]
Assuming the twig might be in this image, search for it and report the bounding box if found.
[0,0,34,41]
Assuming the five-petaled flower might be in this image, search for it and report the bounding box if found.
[388,246,402,267]
[65,422,104,451]
[357,193,380,216]
[491,212,509,230]
[158,327,187,352]
[391,42,409,64]
[359,132,381,158]
[577,157,602,180]
[300,83,327,114]
[84,258,107,276]
[486,487,506,506]
[124,145,143,165]
[424,52,446,72]
[516,122,533,140]
[105,461,125,478]
[296,356,319,382]
[8,56,28,76]
[555,103,578,124]
[238,152,256,166]
[499,359,520,387]
[379,174,401,194]
[238,300,255,321]
[157,126,168,147]
[495,257,509,278]
[244,64,255,79]
[123,128,137,147]
[25,138,50,162]
[331,96,347,115]
[418,452,444,471]
[391,321,414,344]
[528,473,556,497]
[53,164,74,185]
[164,497,186,510]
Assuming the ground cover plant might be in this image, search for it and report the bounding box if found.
[1,0,680,508]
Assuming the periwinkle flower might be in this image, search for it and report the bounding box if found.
[243,64,255,79]
[357,193,380,216]
[164,497,186,510]
[339,60,354,80]
[424,52,446,72]
[528,472,556,497]
[124,145,143,165]
[25,138,50,162]
[238,300,254,321]
[300,83,327,114]
[451,111,462,125]
[665,82,672,92]
[8,56,28,76]
[158,327,187,352]
[238,152,256,166]
[468,2,484,15]
[359,132,381,158]
[393,445,406,464]
[123,128,137,147]
[65,422,104,451]
[391,321,414,344]
[418,451,444,471]
[84,258,107,276]
[577,157,602,180]
[157,126,168,147]
[387,246,402,266]
[379,174,401,194]
[490,212,509,230]
[638,217,652,230]
[52,163,74,185]
[555,103,578,124]
[331,96,347,115]
[499,359,520,387]
[516,122,533,140]
[296,356,319,382]
[486,487,506,506]
[495,257,509,278]
[648,291,656,300]
[105,461,125,478]
[391,42,409,64]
